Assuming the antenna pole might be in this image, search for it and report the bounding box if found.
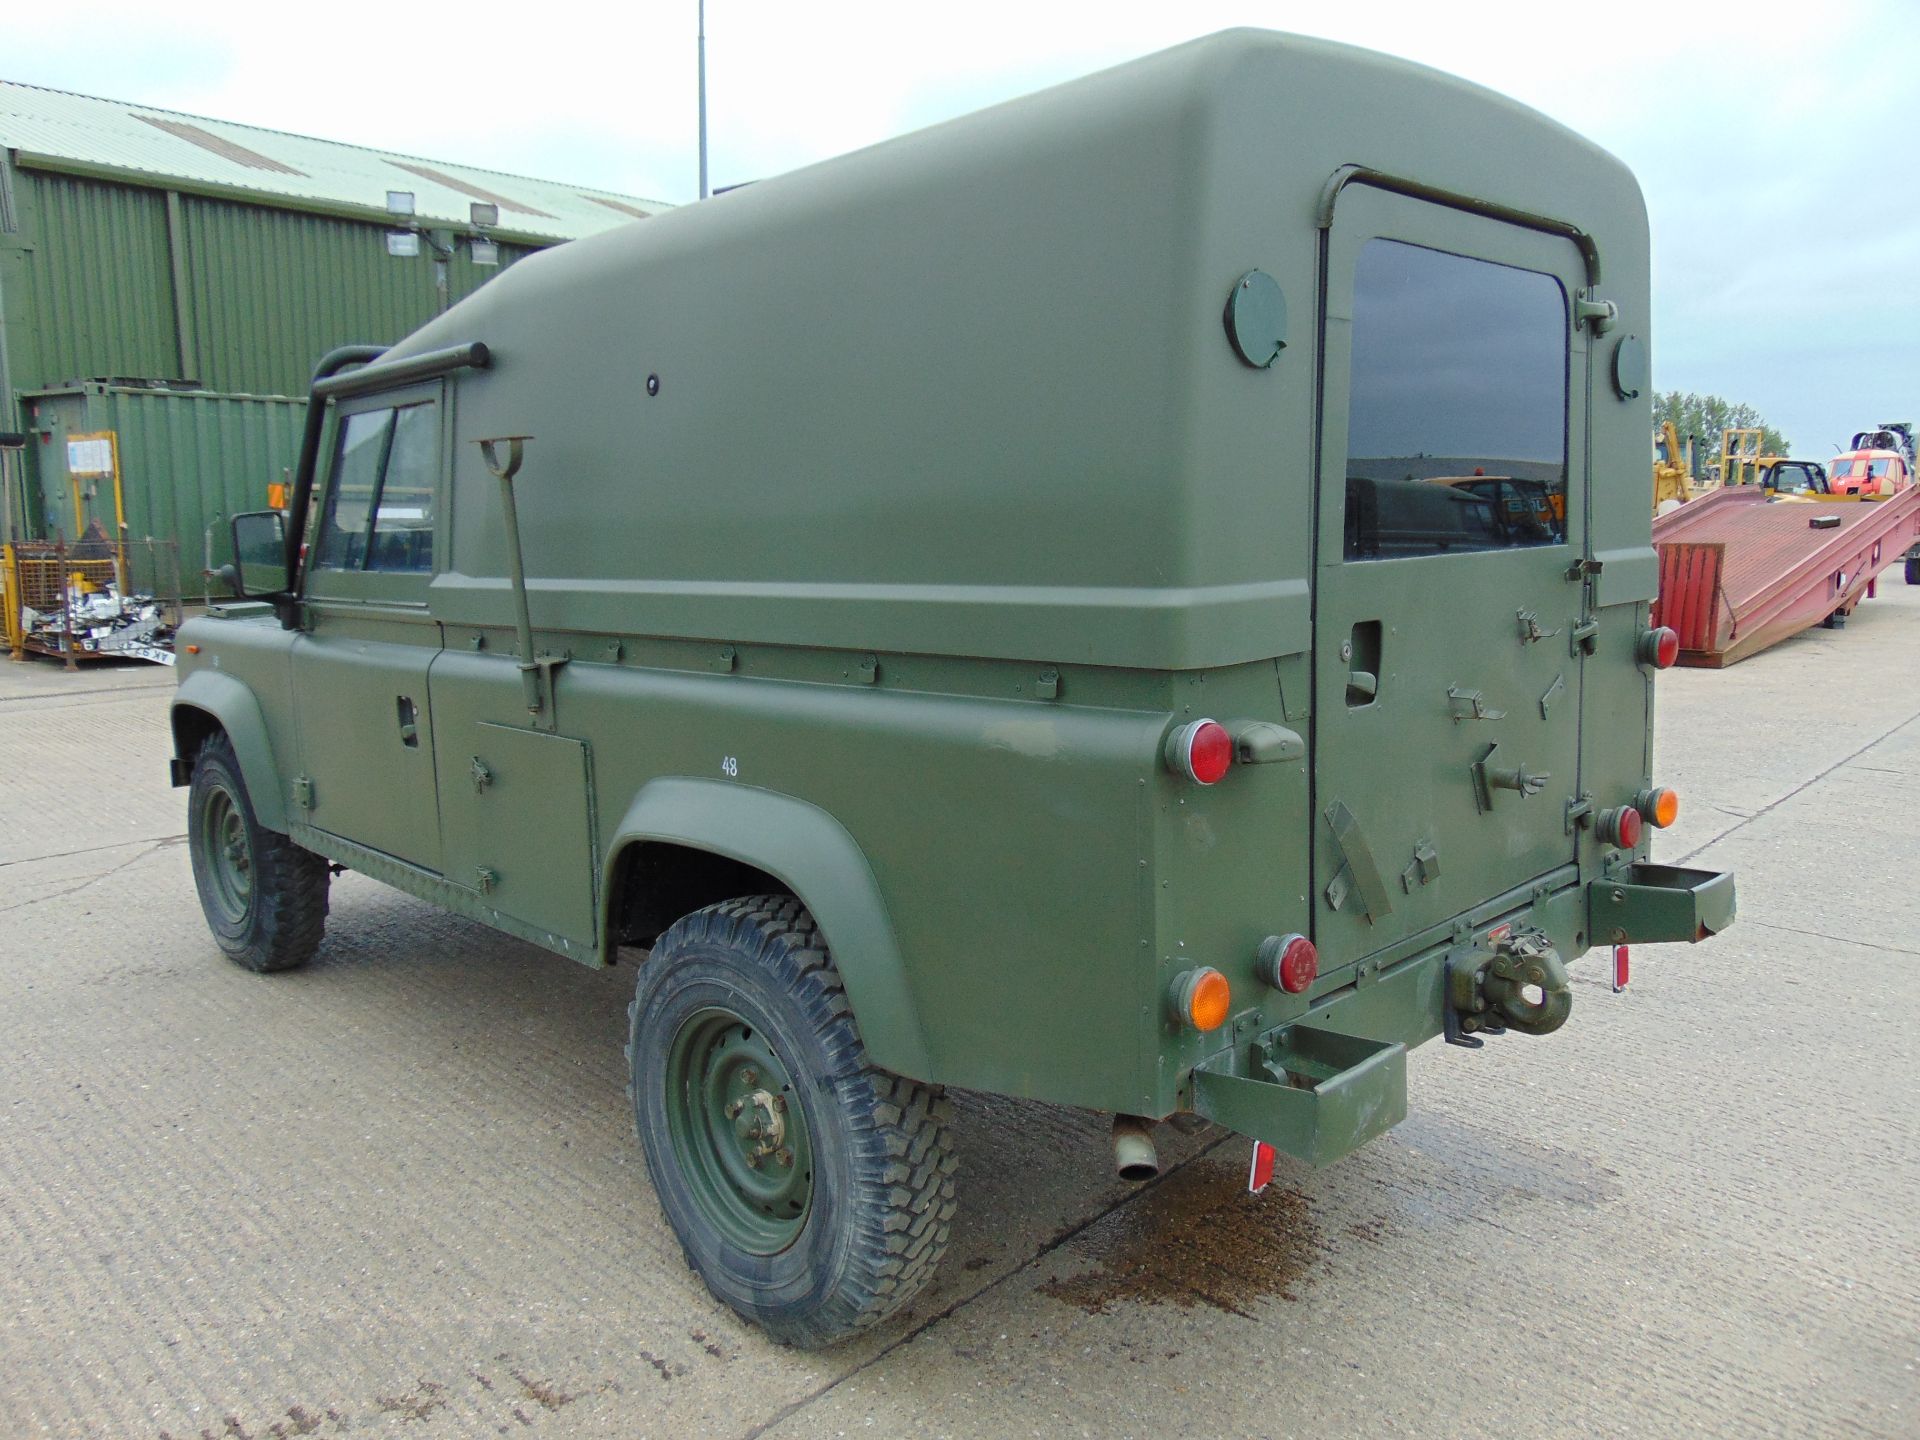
[697,0,709,200]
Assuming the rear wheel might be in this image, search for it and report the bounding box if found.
[1906,555,1919,586]
[628,896,956,1347]
[188,733,329,972]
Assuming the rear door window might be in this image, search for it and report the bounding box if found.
[1344,239,1569,561]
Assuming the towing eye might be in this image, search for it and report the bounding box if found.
[1445,932,1572,1045]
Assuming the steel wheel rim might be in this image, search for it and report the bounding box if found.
[664,1006,814,1255]
[197,783,252,926]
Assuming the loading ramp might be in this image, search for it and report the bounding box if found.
[1652,486,1920,667]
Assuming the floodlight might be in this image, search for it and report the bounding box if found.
[386,231,421,257]
[386,190,416,217]
[471,237,499,267]
[469,202,499,228]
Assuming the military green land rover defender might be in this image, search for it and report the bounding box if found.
[172,30,1734,1346]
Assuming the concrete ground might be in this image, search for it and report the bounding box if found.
[1,593,1915,1440]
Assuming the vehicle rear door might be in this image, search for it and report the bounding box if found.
[1311,186,1592,969]
[291,387,446,872]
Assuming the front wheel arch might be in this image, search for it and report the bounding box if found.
[171,669,289,832]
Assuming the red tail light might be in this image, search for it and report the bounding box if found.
[1257,933,1318,994]
[1598,805,1643,849]
[1166,718,1233,785]
[1639,626,1680,669]
[1612,944,1630,992]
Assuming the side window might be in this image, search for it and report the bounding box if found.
[316,410,393,570]
[368,404,438,573]
[313,402,439,574]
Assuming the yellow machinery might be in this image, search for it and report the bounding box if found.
[1654,422,1693,512]
[1719,427,1784,489]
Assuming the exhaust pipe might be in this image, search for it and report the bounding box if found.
[1112,1114,1160,1182]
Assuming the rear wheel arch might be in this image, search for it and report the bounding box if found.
[603,778,935,1081]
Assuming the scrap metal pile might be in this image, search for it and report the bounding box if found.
[19,575,177,666]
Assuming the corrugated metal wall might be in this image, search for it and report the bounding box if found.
[9,167,535,401]
[24,174,180,384]
[180,196,532,396]
[24,385,307,592]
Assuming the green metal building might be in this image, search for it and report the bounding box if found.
[0,78,667,567]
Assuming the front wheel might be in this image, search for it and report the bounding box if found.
[187,733,329,972]
[628,896,956,1348]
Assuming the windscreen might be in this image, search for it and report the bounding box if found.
[1344,239,1569,561]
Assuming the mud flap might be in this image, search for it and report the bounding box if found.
[1191,1025,1407,1168]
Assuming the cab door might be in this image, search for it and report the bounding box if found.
[1311,187,1592,969]
[291,388,446,871]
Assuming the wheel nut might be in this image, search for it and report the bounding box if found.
[772,1096,786,1113]
[775,1148,792,1166]
[726,1101,743,1118]
[741,1068,758,1085]
[745,1153,760,1169]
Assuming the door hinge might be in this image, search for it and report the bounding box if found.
[474,865,499,894]
[1565,793,1593,834]
[291,776,314,810]
[1569,619,1600,656]
[470,756,494,793]
[1574,290,1618,334]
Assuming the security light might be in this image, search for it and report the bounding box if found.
[386,231,421,257]
[469,202,499,228]
[471,237,499,267]
[386,190,416,217]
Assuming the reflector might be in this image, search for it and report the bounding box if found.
[1612,944,1630,993]
[1248,1140,1277,1194]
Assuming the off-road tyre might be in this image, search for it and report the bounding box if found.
[1905,555,1919,586]
[628,895,957,1348]
[187,732,329,973]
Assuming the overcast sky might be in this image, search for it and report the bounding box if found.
[11,1,1916,455]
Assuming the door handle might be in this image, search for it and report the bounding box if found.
[396,695,419,747]
[1346,670,1378,705]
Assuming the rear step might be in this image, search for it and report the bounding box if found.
[1191,1025,1406,1168]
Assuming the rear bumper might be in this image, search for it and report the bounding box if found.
[1588,863,1736,944]
[1186,862,1734,1168]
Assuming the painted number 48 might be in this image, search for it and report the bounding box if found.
[721,755,739,778]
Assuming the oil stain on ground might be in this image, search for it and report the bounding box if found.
[1039,1161,1320,1319]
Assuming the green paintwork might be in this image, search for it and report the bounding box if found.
[170,30,1734,1167]
[194,776,252,927]
[1193,1026,1407,1169]
[666,1007,816,1254]
[1588,864,1738,945]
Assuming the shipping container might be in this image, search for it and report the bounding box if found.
[22,383,307,593]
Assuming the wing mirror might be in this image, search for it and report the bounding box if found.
[222,509,289,597]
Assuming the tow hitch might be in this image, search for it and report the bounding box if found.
[1445,931,1571,1047]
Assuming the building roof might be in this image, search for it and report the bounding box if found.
[0,77,671,243]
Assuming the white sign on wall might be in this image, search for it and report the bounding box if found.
[66,436,115,477]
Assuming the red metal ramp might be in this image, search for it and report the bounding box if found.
[1652,487,1920,667]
